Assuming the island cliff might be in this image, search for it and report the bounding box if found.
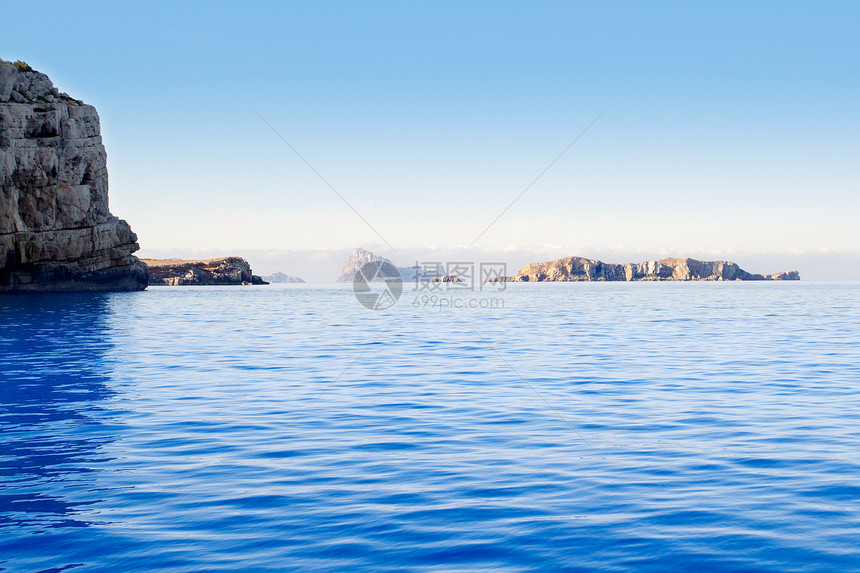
[504,256,799,282]
[143,257,268,286]
[0,59,146,292]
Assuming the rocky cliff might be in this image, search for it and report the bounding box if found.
[0,59,146,292]
[143,257,268,286]
[505,256,799,282]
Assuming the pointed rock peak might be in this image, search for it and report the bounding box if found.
[337,248,394,282]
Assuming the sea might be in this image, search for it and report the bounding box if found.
[1,282,859,572]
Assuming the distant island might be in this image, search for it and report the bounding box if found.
[143,257,267,286]
[337,248,443,282]
[499,256,799,282]
[336,249,798,284]
[263,272,305,284]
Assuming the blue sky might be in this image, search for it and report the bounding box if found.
[4,1,859,279]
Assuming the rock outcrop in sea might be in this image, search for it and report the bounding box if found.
[0,59,147,292]
[502,256,799,282]
[430,275,463,283]
[337,248,391,282]
[143,257,268,286]
[262,272,305,284]
[337,248,444,282]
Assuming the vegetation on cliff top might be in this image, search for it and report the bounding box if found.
[11,60,33,72]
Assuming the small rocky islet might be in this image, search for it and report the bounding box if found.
[336,248,444,282]
[262,271,305,284]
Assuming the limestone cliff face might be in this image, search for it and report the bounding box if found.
[508,256,799,282]
[0,59,146,292]
[143,257,268,286]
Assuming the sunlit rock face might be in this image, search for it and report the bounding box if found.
[0,59,147,292]
[143,257,268,286]
[509,256,799,282]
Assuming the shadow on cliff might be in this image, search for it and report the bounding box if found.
[0,293,121,531]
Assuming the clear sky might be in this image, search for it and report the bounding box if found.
[4,1,859,280]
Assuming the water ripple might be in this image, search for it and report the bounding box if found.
[1,283,859,571]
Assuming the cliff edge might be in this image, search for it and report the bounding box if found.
[0,59,147,292]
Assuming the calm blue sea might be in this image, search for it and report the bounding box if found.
[1,283,859,572]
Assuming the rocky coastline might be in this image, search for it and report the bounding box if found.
[0,59,147,292]
[499,256,799,282]
[143,257,268,286]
